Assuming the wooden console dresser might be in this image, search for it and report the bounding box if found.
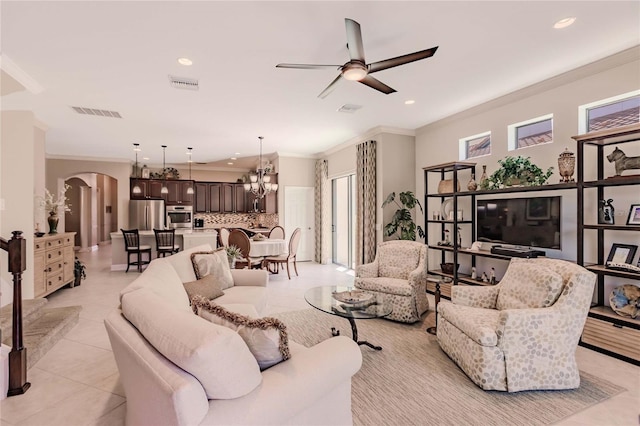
[33,232,76,297]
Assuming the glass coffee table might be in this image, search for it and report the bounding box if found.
[304,285,392,350]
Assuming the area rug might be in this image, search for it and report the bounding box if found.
[272,308,625,426]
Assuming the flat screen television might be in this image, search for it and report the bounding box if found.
[476,196,561,249]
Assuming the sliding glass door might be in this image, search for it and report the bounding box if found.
[332,175,356,269]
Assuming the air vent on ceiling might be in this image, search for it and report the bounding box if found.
[71,107,122,118]
[169,75,199,91]
[337,104,362,113]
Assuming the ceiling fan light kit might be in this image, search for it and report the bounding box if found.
[276,18,438,98]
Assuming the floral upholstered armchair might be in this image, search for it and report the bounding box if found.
[354,241,428,323]
[437,258,596,392]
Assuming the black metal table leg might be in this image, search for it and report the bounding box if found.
[347,316,382,350]
[426,279,441,335]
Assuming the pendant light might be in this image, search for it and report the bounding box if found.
[186,147,195,195]
[132,143,142,194]
[161,145,169,194]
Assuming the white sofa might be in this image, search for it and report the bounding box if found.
[105,244,362,425]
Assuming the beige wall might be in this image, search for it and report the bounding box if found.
[1,111,36,302]
[378,133,416,242]
[415,48,640,287]
[34,126,46,229]
[276,156,316,227]
[327,144,357,179]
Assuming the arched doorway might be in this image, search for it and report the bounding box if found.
[64,173,118,251]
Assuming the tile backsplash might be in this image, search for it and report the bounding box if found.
[194,212,279,229]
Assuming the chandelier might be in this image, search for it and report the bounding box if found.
[244,136,278,199]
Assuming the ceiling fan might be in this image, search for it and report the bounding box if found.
[276,18,438,99]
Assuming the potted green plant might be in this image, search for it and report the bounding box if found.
[73,257,86,287]
[382,191,425,241]
[481,156,553,190]
[225,245,242,269]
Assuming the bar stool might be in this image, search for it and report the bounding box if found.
[121,229,152,272]
[154,229,180,258]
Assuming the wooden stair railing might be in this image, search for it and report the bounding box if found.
[0,230,30,396]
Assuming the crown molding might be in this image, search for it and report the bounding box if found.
[46,154,130,163]
[321,126,415,157]
[0,54,44,94]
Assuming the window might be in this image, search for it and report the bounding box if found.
[578,91,640,133]
[459,131,491,160]
[508,114,553,151]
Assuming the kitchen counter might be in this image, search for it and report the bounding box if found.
[110,229,218,270]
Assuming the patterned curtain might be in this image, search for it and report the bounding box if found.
[356,140,377,265]
[314,159,330,263]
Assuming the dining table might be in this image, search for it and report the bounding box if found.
[248,238,286,257]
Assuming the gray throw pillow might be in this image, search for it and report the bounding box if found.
[183,274,225,301]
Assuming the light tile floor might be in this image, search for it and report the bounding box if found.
[1,245,638,425]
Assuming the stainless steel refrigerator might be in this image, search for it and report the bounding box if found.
[129,199,165,230]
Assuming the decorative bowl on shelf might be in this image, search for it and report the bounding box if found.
[34,232,45,237]
[609,284,640,319]
[440,263,459,275]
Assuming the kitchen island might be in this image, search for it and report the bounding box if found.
[110,229,218,271]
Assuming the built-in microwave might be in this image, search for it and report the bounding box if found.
[166,205,193,229]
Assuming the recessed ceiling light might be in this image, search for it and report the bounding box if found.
[554,17,576,29]
[231,157,237,160]
[142,157,150,160]
[404,100,415,105]
[235,152,241,155]
[177,57,193,66]
[227,162,234,165]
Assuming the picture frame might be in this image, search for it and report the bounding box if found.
[141,167,150,179]
[606,243,638,265]
[526,198,550,220]
[626,204,640,226]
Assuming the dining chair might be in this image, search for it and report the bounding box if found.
[268,225,285,240]
[219,227,230,248]
[153,229,180,258]
[228,229,262,269]
[121,229,152,273]
[262,228,301,279]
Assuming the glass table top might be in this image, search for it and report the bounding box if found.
[304,285,392,320]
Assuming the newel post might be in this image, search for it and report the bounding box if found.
[2,231,30,396]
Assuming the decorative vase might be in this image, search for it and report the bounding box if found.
[557,147,576,182]
[479,165,488,188]
[228,257,236,269]
[47,211,59,234]
[467,173,478,191]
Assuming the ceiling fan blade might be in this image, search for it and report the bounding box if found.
[318,74,344,99]
[345,18,366,63]
[367,46,438,74]
[276,63,341,70]
[358,75,396,95]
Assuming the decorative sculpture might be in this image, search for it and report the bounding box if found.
[607,147,640,176]
[598,199,615,225]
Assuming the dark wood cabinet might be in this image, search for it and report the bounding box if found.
[221,183,247,213]
[130,178,194,206]
[165,180,194,206]
[195,182,222,213]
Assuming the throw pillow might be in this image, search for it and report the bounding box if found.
[192,295,291,370]
[496,259,564,310]
[191,249,234,290]
[183,274,225,301]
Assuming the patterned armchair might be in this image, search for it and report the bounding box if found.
[437,258,596,392]
[354,241,428,323]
